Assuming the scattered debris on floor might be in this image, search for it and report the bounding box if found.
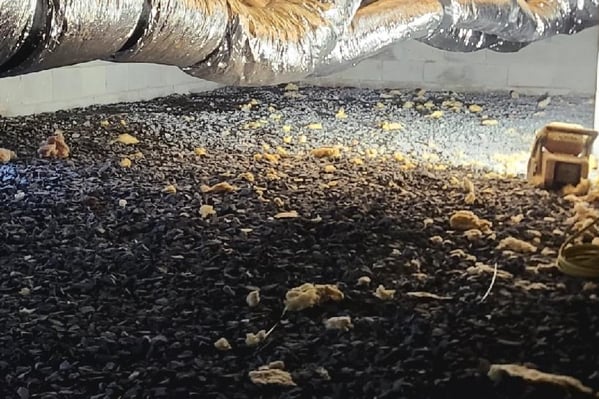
[374,284,396,300]
[0,86,597,398]
[324,316,353,331]
[38,129,70,158]
[487,363,594,395]
[0,147,16,163]
[249,364,296,386]
[284,283,344,311]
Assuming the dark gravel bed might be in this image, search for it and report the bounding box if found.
[0,85,598,399]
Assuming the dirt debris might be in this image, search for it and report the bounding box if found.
[0,148,17,164]
[496,237,537,253]
[284,283,344,311]
[449,210,492,233]
[249,367,296,386]
[487,363,594,395]
[38,130,70,159]
[324,316,353,331]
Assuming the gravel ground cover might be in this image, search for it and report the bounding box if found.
[0,85,598,399]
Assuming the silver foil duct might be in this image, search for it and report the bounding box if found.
[418,27,531,53]
[183,0,363,86]
[0,0,38,70]
[0,0,598,84]
[112,0,228,67]
[2,0,144,77]
[432,0,599,44]
[311,0,444,76]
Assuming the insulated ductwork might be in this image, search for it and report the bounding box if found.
[311,0,444,76]
[183,0,363,85]
[424,0,599,46]
[112,0,228,67]
[0,0,598,84]
[0,0,39,73]
[1,1,144,77]
[418,28,532,53]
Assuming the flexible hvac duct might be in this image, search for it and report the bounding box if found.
[0,0,598,84]
[311,0,444,76]
[1,0,144,77]
[431,0,599,44]
[0,0,38,72]
[112,0,228,67]
[418,28,531,53]
[183,0,362,86]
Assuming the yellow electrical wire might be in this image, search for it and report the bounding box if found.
[557,215,599,278]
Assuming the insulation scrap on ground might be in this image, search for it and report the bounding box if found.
[562,179,591,196]
[406,292,452,300]
[374,284,396,301]
[464,229,484,241]
[274,210,299,219]
[467,262,513,279]
[194,147,207,156]
[113,133,139,145]
[162,184,177,194]
[245,330,267,347]
[0,148,16,164]
[119,158,132,168]
[324,316,353,331]
[284,283,344,311]
[430,236,444,245]
[199,205,216,219]
[214,337,231,351]
[200,182,237,194]
[311,147,341,159]
[449,210,492,233]
[246,290,260,307]
[514,280,551,291]
[357,276,371,286]
[487,364,593,395]
[38,130,70,159]
[450,249,477,262]
[496,237,537,253]
[249,367,296,386]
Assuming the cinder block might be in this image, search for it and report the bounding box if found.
[105,64,131,94]
[21,70,53,105]
[0,76,24,106]
[423,62,508,88]
[381,59,424,83]
[440,49,487,63]
[167,69,200,85]
[550,29,599,66]
[127,64,151,91]
[484,41,559,66]
[79,65,107,98]
[507,64,555,87]
[393,40,448,62]
[330,58,383,81]
[53,67,83,101]
[548,65,596,93]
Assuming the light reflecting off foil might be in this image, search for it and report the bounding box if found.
[2,0,144,76]
[112,0,228,67]
[0,0,36,67]
[185,0,362,86]
[311,0,444,76]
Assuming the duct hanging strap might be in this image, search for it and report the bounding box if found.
[557,216,599,278]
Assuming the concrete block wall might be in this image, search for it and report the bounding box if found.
[313,27,599,96]
[0,61,221,117]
